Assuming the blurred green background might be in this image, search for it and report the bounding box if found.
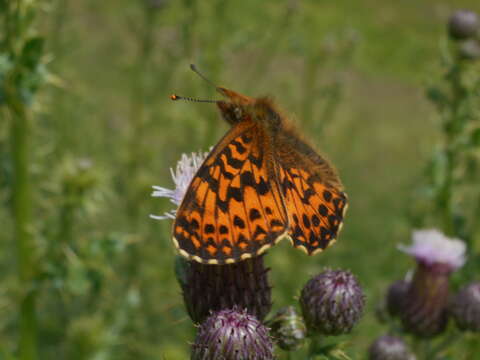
[2,0,480,359]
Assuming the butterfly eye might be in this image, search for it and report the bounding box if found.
[234,107,243,119]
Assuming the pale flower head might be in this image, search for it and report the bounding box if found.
[150,150,209,220]
[398,229,466,271]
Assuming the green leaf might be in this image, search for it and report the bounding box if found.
[20,36,45,70]
[471,128,480,147]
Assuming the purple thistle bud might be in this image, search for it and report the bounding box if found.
[267,306,306,351]
[450,282,480,332]
[401,263,451,337]
[448,10,479,40]
[386,279,409,318]
[180,255,272,324]
[300,269,365,336]
[368,335,416,360]
[398,230,466,337]
[191,308,274,360]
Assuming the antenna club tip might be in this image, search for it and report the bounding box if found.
[170,94,179,101]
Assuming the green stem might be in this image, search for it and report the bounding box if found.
[9,97,38,360]
[4,2,42,359]
[429,331,461,359]
[437,63,466,237]
[307,334,323,359]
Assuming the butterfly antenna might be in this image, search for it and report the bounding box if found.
[170,94,217,103]
[190,64,219,89]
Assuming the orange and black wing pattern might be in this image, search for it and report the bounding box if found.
[276,141,348,255]
[173,123,288,264]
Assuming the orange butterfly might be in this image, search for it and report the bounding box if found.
[171,66,348,265]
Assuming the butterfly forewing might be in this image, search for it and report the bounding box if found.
[173,123,289,264]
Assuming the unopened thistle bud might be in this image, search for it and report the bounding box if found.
[448,10,479,40]
[191,308,274,360]
[450,281,480,332]
[300,269,365,336]
[398,229,466,337]
[267,306,306,351]
[180,255,272,324]
[386,279,409,318]
[368,335,416,360]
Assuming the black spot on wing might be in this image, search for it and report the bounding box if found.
[241,133,252,144]
[219,225,229,234]
[223,146,243,169]
[256,177,269,196]
[318,204,328,217]
[227,187,243,202]
[253,225,267,239]
[302,214,311,229]
[249,208,261,221]
[233,215,246,229]
[302,188,315,204]
[230,139,247,154]
[217,198,228,212]
[248,153,263,168]
[270,219,283,228]
[204,224,215,234]
[323,190,332,202]
[240,171,256,188]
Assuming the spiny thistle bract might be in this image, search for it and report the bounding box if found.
[191,308,274,360]
[178,255,272,324]
[267,306,306,351]
[299,269,365,336]
[450,281,480,332]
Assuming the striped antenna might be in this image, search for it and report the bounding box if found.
[170,94,217,103]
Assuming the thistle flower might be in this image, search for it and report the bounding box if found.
[179,255,272,324]
[151,150,209,220]
[450,281,480,332]
[368,335,416,360]
[398,229,466,337]
[153,151,272,323]
[191,308,274,360]
[267,306,306,351]
[386,279,410,318]
[300,269,365,336]
[448,10,479,40]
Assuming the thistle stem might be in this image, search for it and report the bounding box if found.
[8,92,38,360]
[4,2,41,358]
[437,62,467,238]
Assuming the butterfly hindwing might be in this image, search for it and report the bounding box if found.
[173,123,289,264]
[275,137,348,255]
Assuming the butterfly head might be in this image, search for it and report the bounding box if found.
[216,87,255,125]
[217,87,281,129]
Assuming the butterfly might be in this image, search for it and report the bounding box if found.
[171,66,348,265]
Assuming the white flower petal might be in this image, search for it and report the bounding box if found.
[150,149,211,221]
[398,229,466,270]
